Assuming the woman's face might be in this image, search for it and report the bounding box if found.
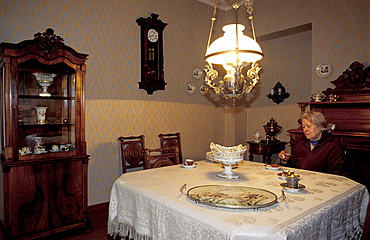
[302,119,323,141]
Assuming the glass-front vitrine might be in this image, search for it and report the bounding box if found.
[0,28,90,239]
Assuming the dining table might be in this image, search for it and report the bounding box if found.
[108,160,369,240]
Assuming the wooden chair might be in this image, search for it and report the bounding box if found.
[158,132,183,164]
[118,135,145,173]
[144,147,180,169]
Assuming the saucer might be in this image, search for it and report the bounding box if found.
[49,150,60,152]
[265,165,282,171]
[182,163,197,169]
[277,173,287,180]
[280,183,305,192]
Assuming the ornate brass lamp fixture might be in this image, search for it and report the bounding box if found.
[204,0,263,104]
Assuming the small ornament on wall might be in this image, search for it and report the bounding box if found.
[192,67,203,80]
[185,82,196,95]
[316,62,333,78]
[267,82,290,104]
[199,83,209,95]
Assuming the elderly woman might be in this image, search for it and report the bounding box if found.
[278,111,348,176]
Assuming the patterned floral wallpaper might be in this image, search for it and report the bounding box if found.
[1,0,369,205]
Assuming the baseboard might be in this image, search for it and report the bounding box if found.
[88,201,109,213]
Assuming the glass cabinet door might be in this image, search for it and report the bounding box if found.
[16,60,78,158]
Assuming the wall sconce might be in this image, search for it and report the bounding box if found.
[267,82,290,104]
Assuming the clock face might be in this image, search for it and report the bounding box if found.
[147,29,159,43]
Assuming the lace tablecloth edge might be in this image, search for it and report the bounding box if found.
[108,218,152,240]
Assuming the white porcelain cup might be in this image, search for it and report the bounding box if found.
[52,145,59,151]
[184,159,194,166]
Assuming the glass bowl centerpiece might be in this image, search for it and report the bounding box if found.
[32,72,57,97]
[210,142,247,179]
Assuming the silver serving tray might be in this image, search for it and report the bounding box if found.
[187,185,277,209]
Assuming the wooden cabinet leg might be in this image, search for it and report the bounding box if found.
[249,154,254,161]
[83,212,92,233]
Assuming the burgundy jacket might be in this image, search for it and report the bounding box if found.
[291,132,348,176]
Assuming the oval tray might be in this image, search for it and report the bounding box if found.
[186,185,277,209]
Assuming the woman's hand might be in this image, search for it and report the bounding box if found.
[279,151,292,161]
[278,150,286,159]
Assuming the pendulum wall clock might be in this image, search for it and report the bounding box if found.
[136,13,168,94]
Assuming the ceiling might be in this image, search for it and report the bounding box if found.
[196,0,246,11]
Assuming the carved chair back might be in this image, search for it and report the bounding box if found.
[118,135,146,173]
[158,132,183,163]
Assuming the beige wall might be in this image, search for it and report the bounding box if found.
[1,0,369,205]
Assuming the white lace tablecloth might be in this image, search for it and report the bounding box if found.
[108,160,369,240]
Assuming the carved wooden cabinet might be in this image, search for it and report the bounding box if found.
[0,29,90,239]
[288,62,370,190]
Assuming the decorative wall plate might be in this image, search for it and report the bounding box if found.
[192,67,203,80]
[185,82,196,95]
[199,83,209,95]
[316,62,333,78]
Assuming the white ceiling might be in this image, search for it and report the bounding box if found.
[196,0,246,11]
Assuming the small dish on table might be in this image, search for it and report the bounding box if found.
[265,164,282,170]
[181,163,197,169]
[280,183,306,193]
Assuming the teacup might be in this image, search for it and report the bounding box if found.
[286,174,300,188]
[60,144,67,151]
[18,149,26,155]
[52,145,59,151]
[266,164,281,170]
[184,159,194,166]
[34,146,45,154]
[281,169,289,177]
[22,147,31,153]
[311,93,326,102]
[281,152,292,161]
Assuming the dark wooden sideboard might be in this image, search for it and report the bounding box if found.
[288,62,370,190]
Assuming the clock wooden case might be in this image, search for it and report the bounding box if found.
[0,28,90,239]
[136,13,168,94]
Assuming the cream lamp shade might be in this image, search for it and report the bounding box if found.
[205,24,263,65]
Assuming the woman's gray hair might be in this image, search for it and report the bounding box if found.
[301,111,335,133]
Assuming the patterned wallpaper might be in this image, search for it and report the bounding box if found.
[1,0,369,205]
[238,0,369,158]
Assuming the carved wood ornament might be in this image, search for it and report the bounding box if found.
[330,61,370,90]
[33,28,64,56]
[324,61,370,101]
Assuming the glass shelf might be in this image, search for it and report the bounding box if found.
[19,95,75,100]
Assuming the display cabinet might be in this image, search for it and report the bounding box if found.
[0,28,90,239]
